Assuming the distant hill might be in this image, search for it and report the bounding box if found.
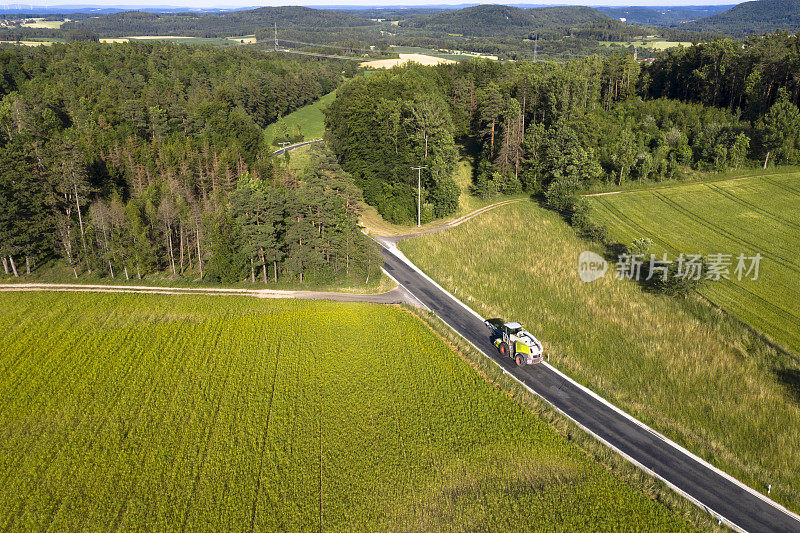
[597,5,733,27]
[64,6,376,37]
[400,4,608,37]
[682,0,800,36]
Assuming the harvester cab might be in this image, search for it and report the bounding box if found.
[485,319,544,366]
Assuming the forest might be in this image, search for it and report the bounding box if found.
[327,31,800,223]
[324,66,459,224]
[3,30,800,282]
[0,42,380,284]
[682,0,800,37]
[398,5,607,37]
[62,7,377,38]
[0,4,712,62]
[646,31,800,115]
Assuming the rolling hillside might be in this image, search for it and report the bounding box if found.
[683,0,800,36]
[597,5,733,27]
[400,4,608,37]
[64,6,376,37]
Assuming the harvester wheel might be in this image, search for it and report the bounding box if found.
[499,342,509,355]
[515,354,525,367]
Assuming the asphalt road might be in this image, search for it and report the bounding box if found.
[381,244,800,533]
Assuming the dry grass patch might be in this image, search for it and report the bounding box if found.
[362,53,457,69]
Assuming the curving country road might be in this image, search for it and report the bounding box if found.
[378,236,800,533]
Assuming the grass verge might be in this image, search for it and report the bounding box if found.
[400,200,800,513]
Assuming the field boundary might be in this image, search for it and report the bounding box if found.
[383,215,800,531]
[0,282,410,304]
[583,170,799,198]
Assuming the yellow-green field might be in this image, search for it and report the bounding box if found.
[226,35,257,44]
[588,173,800,356]
[400,200,800,512]
[0,292,693,530]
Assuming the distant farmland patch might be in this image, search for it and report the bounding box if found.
[601,38,692,51]
[362,53,457,69]
[226,35,257,44]
[21,18,67,29]
[0,40,54,46]
[125,36,234,46]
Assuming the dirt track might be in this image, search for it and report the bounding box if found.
[377,198,522,245]
[0,283,417,305]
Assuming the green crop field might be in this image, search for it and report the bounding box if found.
[587,173,800,356]
[600,39,692,51]
[400,200,800,513]
[264,89,337,146]
[0,292,692,530]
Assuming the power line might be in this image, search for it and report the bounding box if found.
[271,26,367,61]
[275,48,363,61]
[278,38,376,54]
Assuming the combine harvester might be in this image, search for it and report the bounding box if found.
[485,319,544,366]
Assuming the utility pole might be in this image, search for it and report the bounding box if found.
[274,22,278,52]
[277,141,291,154]
[411,166,427,227]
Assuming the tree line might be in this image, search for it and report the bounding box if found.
[326,47,800,225]
[325,65,459,224]
[0,42,380,284]
[646,31,800,117]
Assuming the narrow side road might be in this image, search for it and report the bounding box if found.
[271,138,323,155]
[379,240,800,533]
